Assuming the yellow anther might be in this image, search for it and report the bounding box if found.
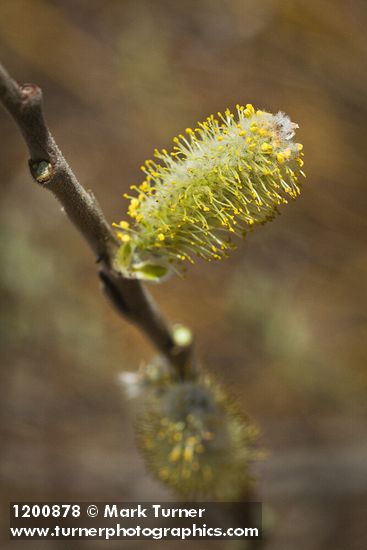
[169,445,181,462]
[117,220,129,229]
[129,198,139,209]
[261,143,273,153]
[117,233,131,243]
[183,446,193,463]
[243,104,255,117]
[139,181,149,192]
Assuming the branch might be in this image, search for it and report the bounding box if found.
[0,62,194,379]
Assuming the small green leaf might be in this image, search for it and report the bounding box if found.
[132,263,168,281]
[115,242,132,269]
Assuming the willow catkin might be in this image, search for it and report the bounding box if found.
[114,104,305,280]
[136,374,259,499]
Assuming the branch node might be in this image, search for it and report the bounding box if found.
[20,83,41,102]
[29,159,53,183]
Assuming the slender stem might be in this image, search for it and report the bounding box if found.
[0,62,194,379]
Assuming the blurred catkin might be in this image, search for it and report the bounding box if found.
[120,360,259,499]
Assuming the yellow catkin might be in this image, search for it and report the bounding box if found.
[114,105,305,280]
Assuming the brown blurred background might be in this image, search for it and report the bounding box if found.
[0,1,366,549]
